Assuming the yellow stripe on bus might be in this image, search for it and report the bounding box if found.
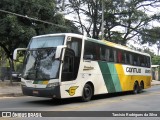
[115,64,151,91]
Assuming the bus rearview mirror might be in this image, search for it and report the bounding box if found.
[13,48,27,61]
[55,45,67,59]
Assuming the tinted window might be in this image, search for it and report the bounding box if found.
[100,46,108,61]
[84,41,99,60]
[146,56,151,68]
[109,48,114,62]
[117,51,122,63]
[84,40,151,68]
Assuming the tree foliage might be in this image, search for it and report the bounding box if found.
[141,27,160,45]
[0,0,79,69]
[152,55,160,65]
[63,0,160,45]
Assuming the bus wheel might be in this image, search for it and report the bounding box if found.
[138,81,144,93]
[81,84,93,102]
[133,82,139,94]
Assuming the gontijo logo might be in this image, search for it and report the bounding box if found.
[126,67,141,73]
[66,86,79,96]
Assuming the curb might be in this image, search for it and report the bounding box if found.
[151,84,160,86]
[0,83,21,87]
[0,93,23,97]
[151,81,160,86]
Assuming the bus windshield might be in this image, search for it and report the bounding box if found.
[28,36,64,49]
[22,48,60,80]
[22,35,65,80]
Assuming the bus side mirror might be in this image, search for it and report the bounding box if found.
[55,45,67,59]
[13,48,27,61]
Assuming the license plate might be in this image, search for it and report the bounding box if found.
[33,90,38,94]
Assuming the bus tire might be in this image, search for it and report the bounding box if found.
[133,82,139,94]
[138,81,144,93]
[81,84,93,102]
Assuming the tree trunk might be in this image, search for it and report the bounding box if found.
[9,58,14,85]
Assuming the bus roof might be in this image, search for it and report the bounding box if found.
[32,33,84,39]
[32,33,150,57]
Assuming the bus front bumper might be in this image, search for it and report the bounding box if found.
[21,85,61,98]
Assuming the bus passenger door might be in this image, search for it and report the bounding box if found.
[61,48,75,82]
[60,48,78,98]
[60,37,82,98]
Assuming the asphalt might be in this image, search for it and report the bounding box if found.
[0,80,160,97]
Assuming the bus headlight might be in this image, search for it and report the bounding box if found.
[46,82,60,88]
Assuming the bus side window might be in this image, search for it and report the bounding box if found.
[114,50,117,63]
[144,56,148,67]
[100,46,106,61]
[105,48,110,61]
[84,41,94,60]
[133,54,141,66]
[140,56,145,67]
[133,54,137,65]
[109,48,114,62]
[84,41,98,60]
[147,56,151,68]
[125,52,130,64]
[137,55,140,66]
[129,54,133,65]
[122,52,125,63]
[117,51,122,63]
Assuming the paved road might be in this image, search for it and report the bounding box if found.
[0,85,160,120]
[0,85,160,111]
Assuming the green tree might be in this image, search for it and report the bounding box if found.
[141,27,160,44]
[63,0,160,45]
[152,55,160,65]
[0,0,79,82]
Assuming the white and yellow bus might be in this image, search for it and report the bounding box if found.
[14,33,151,102]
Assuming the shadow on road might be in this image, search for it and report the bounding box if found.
[25,90,147,106]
